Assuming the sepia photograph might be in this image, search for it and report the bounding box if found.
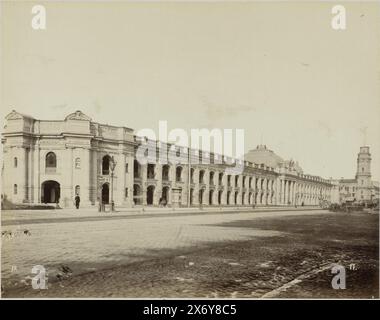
[0,0,379,306]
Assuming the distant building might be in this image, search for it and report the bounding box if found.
[333,147,379,204]
[372,181,380,202]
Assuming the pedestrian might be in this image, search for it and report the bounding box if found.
[75,195,80,209]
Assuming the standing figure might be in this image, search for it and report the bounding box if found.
[75,195,80,209]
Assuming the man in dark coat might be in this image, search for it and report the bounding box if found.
[75,195,80,209]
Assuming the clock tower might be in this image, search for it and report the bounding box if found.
[355,146,372,201]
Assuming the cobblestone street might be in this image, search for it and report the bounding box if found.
[1,208,378,298]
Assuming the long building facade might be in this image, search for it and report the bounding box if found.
[1,110,332,208]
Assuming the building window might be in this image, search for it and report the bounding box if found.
[134,160,141,179]
[219,173,223,186]
[14,184,17,195]
[45,152,57,173]
[125,163,129,173]
[147,164,155,179]
[14,157,18,168]
[102,155,111,175]
[162,165,170,181]
[209,171,214,185]
[75,185,80,196]
[125,188,128,198]
[199,170,205,184]
[362,167,364,172]
[75,157,81,169]
[190,168,195,183]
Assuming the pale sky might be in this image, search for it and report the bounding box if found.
[1,1,380,181]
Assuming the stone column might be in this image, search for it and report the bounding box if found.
[33,143,41,203]
[285,180,289,205]
[168,165,176,206]
[82,148,92,206]
[124,154,134,207]
[213,173,219,205]
[193,168,199,205]
[266,179,270,205]
[252,176,256,205]
[238,174,243,205]
[290,181,294,205]
[262,177,266,205]
[154,164,162,206]
[16,147,28,203]
[27,147,33,203]
[256,177,261,205]
[204,169,209,205]
[141,164,147,205]
[221,173,227,205]
[269,180,273,205]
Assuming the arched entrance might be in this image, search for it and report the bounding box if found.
[209,190,214,205]
[41,180,60,203]
[218,190,223,205]
[147,185,155,205]
[101,183,110,204]
[190,188,194,205]
[162,165,170,181]
[199,170,205,184]
[199,189,204,205]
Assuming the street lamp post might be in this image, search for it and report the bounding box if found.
[109,156,117,212]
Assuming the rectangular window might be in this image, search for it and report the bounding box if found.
[125,188,128,198]
[125,163,128,173]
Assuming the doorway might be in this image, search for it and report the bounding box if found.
[102,183,110,204]
[41,180,60,203]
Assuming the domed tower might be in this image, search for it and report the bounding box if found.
[355,146,372,201]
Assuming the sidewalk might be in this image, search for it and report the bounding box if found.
[1,205,322,225]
